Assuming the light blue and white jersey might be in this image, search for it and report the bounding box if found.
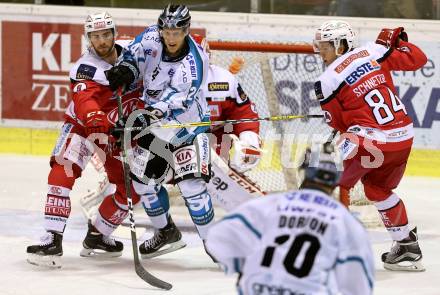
[206,189,375,295]
[122,25,210,146]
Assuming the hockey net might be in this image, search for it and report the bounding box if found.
[200,40,380,227]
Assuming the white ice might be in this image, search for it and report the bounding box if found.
[0,154,439,295]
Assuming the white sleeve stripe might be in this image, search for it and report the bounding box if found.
[222,214,262,239]
[335,256,374,289]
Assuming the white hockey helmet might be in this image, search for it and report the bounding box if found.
[84,12,117,42]
[313,20,356,55]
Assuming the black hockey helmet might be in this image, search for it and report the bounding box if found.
[158,4,191,30]
[301,150,341,191]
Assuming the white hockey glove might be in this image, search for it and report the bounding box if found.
[230,131,262,173]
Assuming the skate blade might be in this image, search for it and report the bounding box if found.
[141,240,187,259]
[27,253,62,268]
[80,248,122,258]
[384,260,425,272]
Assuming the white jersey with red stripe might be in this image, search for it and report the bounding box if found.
[206,188,374,295]
[315,41,427,151]
[203,64,260,153]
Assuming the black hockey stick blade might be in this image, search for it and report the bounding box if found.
[130,228,172,290]
[135,261,172,290]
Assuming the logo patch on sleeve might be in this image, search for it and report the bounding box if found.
[208,82,229,91]
[76,64,97,80]
[236,83,249,103]
[73,82,87,93]
[314,81,324,100]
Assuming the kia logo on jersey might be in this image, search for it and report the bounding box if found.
[107,98,138,125]
[175,148,196,165]
[345,60,381,85]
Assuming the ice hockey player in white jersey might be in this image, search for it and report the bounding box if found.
[79,56,264,259]
[106,4,214,256]
[206,151,375,295]
[135,59,264,259]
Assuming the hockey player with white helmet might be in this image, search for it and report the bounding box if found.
[313,20,426,271]
[106,4,214,257]
[26,12,143,267]
[206,150,375,295]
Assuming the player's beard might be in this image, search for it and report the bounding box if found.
[94,41,115,58]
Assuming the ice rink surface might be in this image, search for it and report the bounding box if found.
[1,154,439,295]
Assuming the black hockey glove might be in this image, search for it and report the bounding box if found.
[106,61,139,91]
[114,107,163,139]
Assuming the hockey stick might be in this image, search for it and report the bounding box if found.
[323,129,339,153]
[116,88,172,290]
[114,113,324,132]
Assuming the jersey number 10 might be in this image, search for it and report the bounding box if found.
[364,87,407,125]
[261,233,321,278]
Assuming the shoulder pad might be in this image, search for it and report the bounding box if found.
[142,28,161,44]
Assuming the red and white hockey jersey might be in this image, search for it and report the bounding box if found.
[315,41,427,151]
[66,41,140,128]
[204,64,260,152]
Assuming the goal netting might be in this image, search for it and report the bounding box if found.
[170,40,381,228]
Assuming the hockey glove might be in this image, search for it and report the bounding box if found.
[145,106,165,121]
[115,107,164,138]
[230,131,262,173]
[109,117,127,147]
[106,61,139,91]
[84,110,110,136]
[375,27,408,49]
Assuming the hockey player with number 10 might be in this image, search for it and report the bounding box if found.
[313,20,427,271]
[206,152,374,295]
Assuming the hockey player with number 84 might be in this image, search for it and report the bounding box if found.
[313,20,427,272]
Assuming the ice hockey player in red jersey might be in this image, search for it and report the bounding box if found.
[191,34,261,171]
[26,12,142,267]
[313,20,426,271]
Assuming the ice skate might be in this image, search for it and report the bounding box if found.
[26,231,63,268]
[139,216,186,259]
[80,221,123,258]
[382,227,425,272]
